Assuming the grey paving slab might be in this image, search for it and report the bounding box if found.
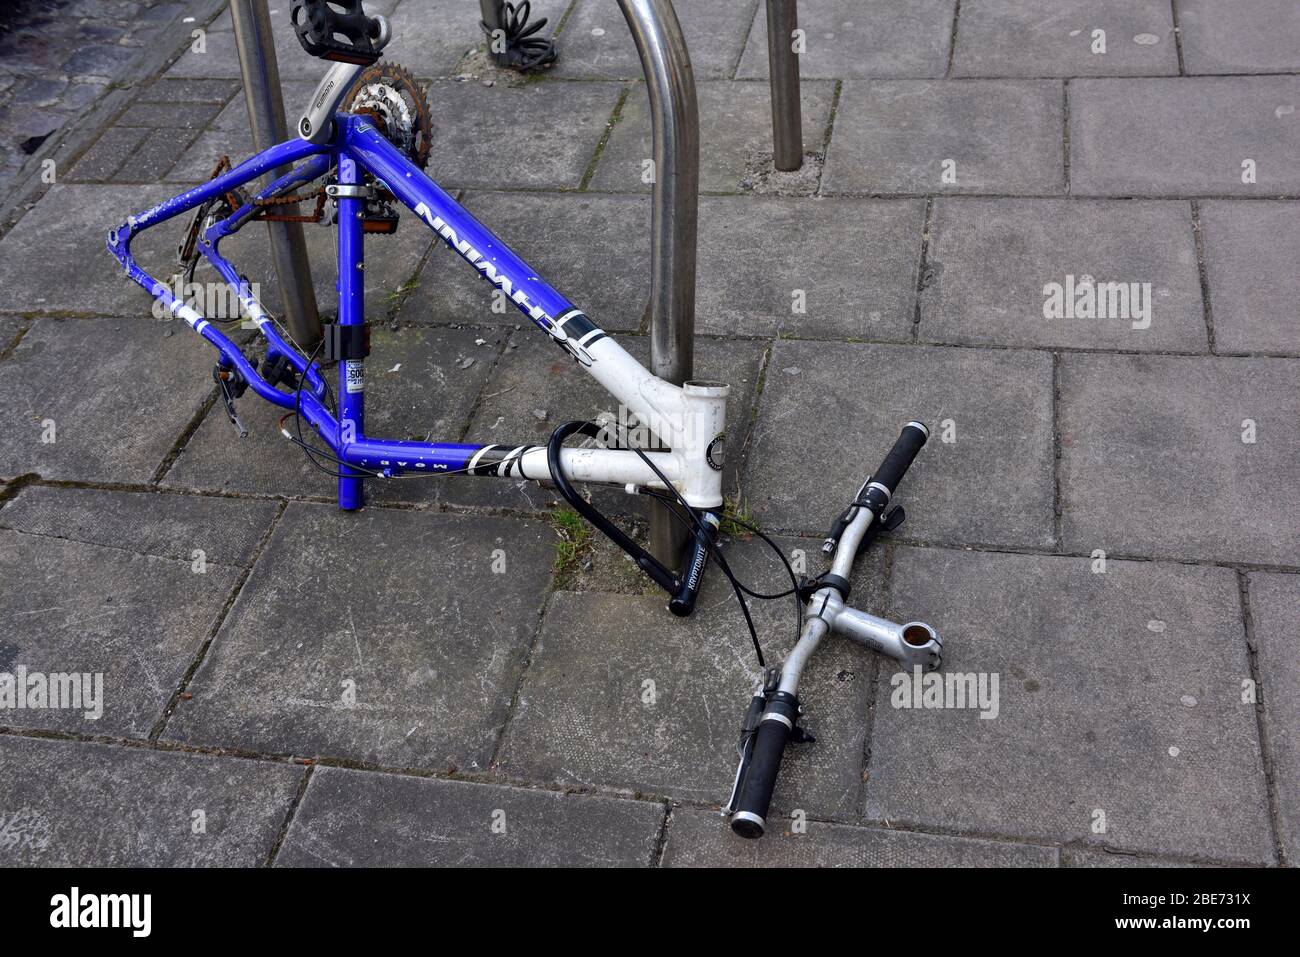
[403,191,919,340]
[489,592,802,808]
[0,316,24,352]
[553,0,755,80]
[139,78,306,187]
[0,184,178,315]
[696,196,924,339]
[1246,572,1300,863]
[1200,201,1300,354]
[116,99,223,130]
[139,80,313,189]
[1059,353,1300,565]
[736,0,956,80]
[823,80,1065,196]
[589,80,836,194]
[0,317,218,484]
[162,504,554,770]
[277,766,664,867]
[438,333,765,517]
[1178,0,1300,75]
[662,808,1058,866]
[1060,848,1208,867]
[163,324,500,506]
[0,736,303,866]
[413,78,622,190]
[499,542,887,817]
[870,546,1274,863]
[162,126,253,183]
[745,340,1056,547]
[135,76,240,104]
[0,0,200,192]
[401,190,650,331]
[951,0,1177,78]
[920,198,1206,351]
[207,79,318,132]
[67,125,151,181]
[0,485,279,567]
[161,80,316,183]
[1070,77,1300,196]
[0,527,239,736]
[102,125,203,183]
[166,17,344,80]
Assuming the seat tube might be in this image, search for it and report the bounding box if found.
[336,154,365,510]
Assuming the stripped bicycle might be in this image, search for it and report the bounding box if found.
[107,0,944,839]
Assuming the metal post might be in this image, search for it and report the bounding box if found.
[479,0,504,32]
[765,0,803,171]
[617,0,699,566]
[229,0,322,346]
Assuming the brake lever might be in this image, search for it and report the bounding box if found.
[821,501,906,558]
[723,667,781,815]
[856,505,906,557]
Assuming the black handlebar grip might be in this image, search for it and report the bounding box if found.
[667,511,719,617]
[870,421,929,496]
[730,691,797,839]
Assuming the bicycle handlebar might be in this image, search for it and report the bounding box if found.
[824,421,929,558]
[870,421,929,497]
[727,420,939,839]
[728,690,798,839]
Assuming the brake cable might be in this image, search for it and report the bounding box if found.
[544,418,818,668]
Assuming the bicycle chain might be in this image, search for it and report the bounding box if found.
[186,63,430,241]
[197,155,329,225]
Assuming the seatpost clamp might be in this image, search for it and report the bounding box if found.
[325,183,375,200]
[323,322,371,362]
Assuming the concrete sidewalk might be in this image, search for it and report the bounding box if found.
[0,0,1296,867]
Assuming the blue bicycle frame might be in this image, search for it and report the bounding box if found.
[108,111,729,609]
[106,3,947,834]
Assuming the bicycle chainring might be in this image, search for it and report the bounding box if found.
[342,61,432,172]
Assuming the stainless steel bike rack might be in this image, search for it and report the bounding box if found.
[229,0,323,346]
[617,0,700,565]
[479,0,503,33]
[765,0,803,171]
